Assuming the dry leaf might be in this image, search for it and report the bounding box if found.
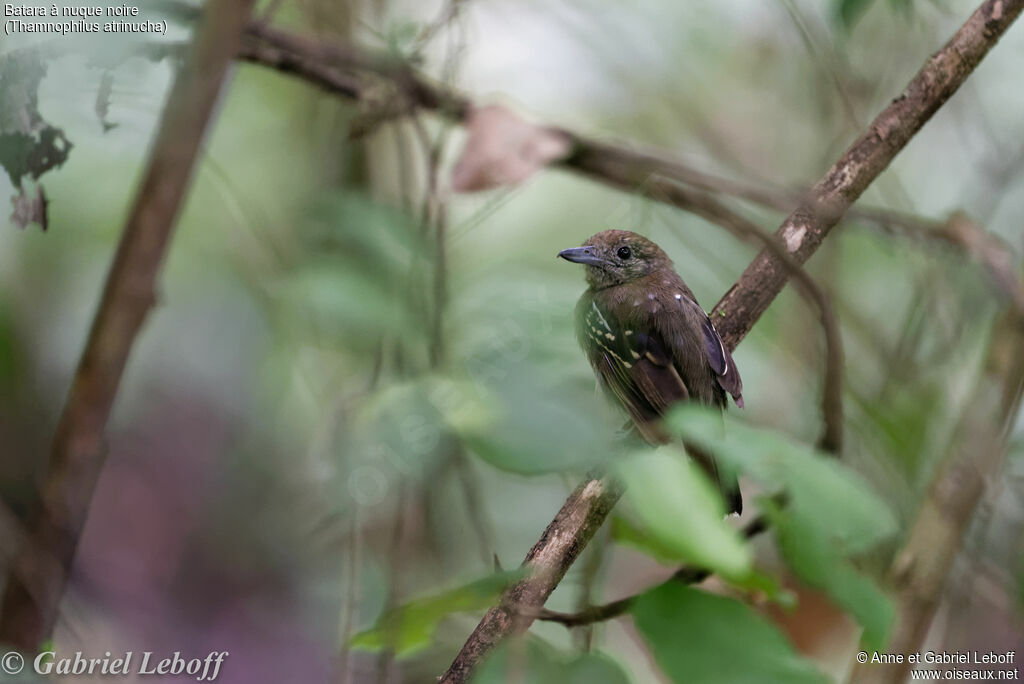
[451,105,571,192]
[0,50,72,231]
[11,184,48,231]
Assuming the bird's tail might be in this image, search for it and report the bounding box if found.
[684,441,742,515]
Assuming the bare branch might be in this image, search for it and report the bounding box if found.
[233,15,1022,315]
[708,0,1024,348]
[0,0,257,650]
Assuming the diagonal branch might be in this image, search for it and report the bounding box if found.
[707,0,1024,347]
[0,0,257,651]
[232,13,1022,314]
[436,1,1024,680]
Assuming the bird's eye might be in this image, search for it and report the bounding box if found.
[617,246,632,260]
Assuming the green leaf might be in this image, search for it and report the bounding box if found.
[615,448,752,580]
[632,583,828,684]
[612,516,789,604]
[665,406,898,553]
[350,571,522,657]
[770,505,893,651]
[473,639,630,684]
[450,360,619,474]
[836,0,876,30]
[664,406,897,647]
[611,515,683,566]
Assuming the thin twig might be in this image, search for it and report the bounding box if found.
[532,512,771,627]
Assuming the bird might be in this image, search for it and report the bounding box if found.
[558,229,745,513]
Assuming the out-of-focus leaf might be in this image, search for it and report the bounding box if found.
[94,71,118,132]
[664,406,897,646]
[848,384,945,488]
[611,515,681,566]
[1010,436,1024,460]
[473,638,630,684]
[354,379,451,473]
[632,583,828,684]
[770,505,893,651]
[665,405,898,553]
[890,0,915,17]
[280,265,409,348]
[350,570,522,657]
[0,50,72,230]
[278,192,430,355]
[615,448,752,580]
[836,0,876,30]
[450,359,619,474]
[451,105,571,192]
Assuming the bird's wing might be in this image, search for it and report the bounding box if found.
[578,295,743,513]
[578,299,688,442]
[682,297,744,408]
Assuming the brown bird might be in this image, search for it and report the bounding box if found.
[559,229,744,513]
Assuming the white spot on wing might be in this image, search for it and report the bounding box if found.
[590,302,612,332]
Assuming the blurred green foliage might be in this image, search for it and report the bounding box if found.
[632,584,829,684]
[472,639,630,684]
[615,448,752,580]
[669,406,897,649]
[351,570,524,657]
[1,0,1022,681]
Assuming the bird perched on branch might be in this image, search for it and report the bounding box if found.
[559,229,745,513]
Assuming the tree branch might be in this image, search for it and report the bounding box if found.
[0,0,256,650]
[234,16,1021,317]
[708,0,1023,347]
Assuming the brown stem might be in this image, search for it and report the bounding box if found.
[0,0,256,651]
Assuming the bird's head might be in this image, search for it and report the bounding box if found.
[558,230,673,289]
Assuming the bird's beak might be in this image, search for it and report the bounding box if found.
[557,246,605,267]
